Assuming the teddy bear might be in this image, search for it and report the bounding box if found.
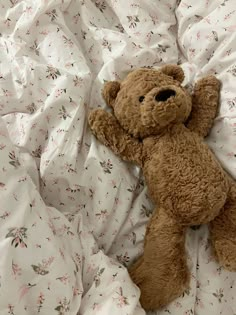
[88,64,236,311]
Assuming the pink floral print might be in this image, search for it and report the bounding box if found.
[0,0,235,315]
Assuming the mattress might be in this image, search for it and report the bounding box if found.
[0,0,236,314]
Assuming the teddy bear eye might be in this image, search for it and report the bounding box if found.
[139,96,145,103]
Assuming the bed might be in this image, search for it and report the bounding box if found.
[0,0,236,314]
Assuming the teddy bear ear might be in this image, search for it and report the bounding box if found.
[160,64,185,83]
[102,81,121,108]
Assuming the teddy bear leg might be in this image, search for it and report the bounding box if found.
[129,208,189,311]
[209,182,236,271]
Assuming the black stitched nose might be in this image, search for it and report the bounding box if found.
[155,89,176,102]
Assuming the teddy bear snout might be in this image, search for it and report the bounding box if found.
[155,89,176,102]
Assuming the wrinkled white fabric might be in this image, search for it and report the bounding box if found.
[0,0,236,314]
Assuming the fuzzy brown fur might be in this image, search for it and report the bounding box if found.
[88,65,236,311]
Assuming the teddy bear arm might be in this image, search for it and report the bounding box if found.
[186,75,221,138]
[89,109,143,166]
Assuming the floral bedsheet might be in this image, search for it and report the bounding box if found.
[0,0,236,314]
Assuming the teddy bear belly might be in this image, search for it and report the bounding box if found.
[143,143,229,225]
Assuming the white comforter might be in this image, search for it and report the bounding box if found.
[0,0,236,314]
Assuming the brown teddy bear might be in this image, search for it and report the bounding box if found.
[88,64,236,311]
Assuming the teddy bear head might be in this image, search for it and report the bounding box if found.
[102,65,192,139]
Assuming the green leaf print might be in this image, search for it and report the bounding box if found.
[46,9,58,22]
[54,298,70,314]
[8,151,21,168]
[98,268,105,276]
[100,160,113,174]
[46,66,61,80]
[59,105,71,120]
[6,227,27,248]
[31,265,49,276]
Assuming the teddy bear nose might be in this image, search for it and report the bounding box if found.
[155,89,176,102]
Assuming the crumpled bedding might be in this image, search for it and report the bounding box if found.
[0,0,236,314]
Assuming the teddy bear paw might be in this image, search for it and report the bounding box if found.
[197,75,221,91]
[129,259,163,311]
[129,256,189,311]
[88,109,104,130]
[214,238,236,272]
